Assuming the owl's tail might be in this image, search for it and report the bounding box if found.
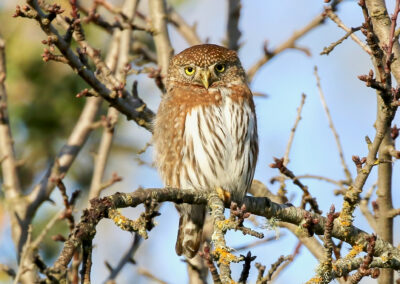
[175,204,206,259]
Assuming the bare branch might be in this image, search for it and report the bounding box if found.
[320,26,361,55]
[259,255,291,283]
[360,183,378,231]
[0,35,22,200]
[137,267,168,284]
[324,8,371,54]
[89,0,138,200]
[13,226,34,284]
[199,244,221,284]
[270,157,321,213]
[20,0,155,130]
[105,234,141,282]
[31,211,63,251]
[314,66,352,184]
[283,93,306,165]
[226,0,242,51]
[27,97,102,211]
[149,0,173,85]
[168,7,202,45]
[42,188,400,283]
[246,4,337,83]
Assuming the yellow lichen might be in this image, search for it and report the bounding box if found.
[338,210,353,227]
[214,247,238,265]
[306,277,323,283]
[345,244,363,259]
[216,219,234,231]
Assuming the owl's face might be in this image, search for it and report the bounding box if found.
[167,44,246,90]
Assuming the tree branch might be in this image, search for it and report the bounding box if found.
[20,0,155,130]
[314,66,352,184]
[0,35,22,200]
[226,0,242,51]
[246,2,343,83]
[149,0,173,86]
[168,7,202,46]
[45,188,400,283]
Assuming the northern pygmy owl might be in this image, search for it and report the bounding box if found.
[153,44,258,258]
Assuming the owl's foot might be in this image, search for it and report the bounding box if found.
[215,186,231,203]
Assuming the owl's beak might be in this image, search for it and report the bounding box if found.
[200,69,211,89]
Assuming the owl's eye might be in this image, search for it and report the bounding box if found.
[184,66,195,76]
[215,63,225,73]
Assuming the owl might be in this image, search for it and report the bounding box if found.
[153,44,258,259]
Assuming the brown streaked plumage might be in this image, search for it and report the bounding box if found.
[153,44,258,258]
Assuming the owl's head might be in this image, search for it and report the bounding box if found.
[167,44,246,90]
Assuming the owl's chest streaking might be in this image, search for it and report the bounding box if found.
[154,83,258,201]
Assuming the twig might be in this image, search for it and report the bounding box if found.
[229,202,264,238]
[168,7,202,45]
[234,235,280,251]
[314,66,352,184]
[324,7,371,55]
[312,205,340,282]
[238,251,256,283]
[246,3,341,83]
[360,182,378,231]
[320,27,361,55]
[280,223,325,263]
[81,239,93,284]
[259,255,291,283]
[199,244,221,284]
[108,198,160,239]
[283,93,306,165]
[384,0,400,75]
[273,174,347,188]
[105,234,141,282]
[137,268,168,284]
[270,242,301,282]
[31,210,63,250]
[323,205,339,267]
[270,157,321,213]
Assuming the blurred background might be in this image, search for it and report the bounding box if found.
[0,0,399,283]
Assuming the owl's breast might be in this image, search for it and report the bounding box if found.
[180,91,257,200]
[154,84,257,201]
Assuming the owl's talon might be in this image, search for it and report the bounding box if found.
[216,187,231,203]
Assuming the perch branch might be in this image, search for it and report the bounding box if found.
[42,188,400,283]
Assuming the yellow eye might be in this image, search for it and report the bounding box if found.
[215,63,225,73]
[184,66,195,76]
